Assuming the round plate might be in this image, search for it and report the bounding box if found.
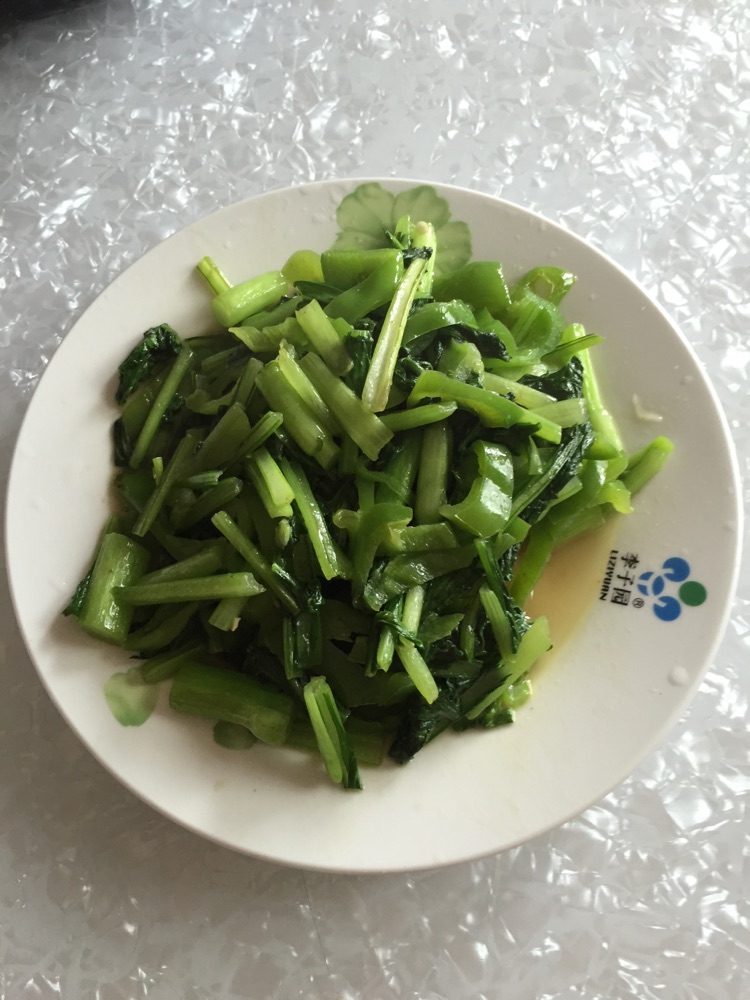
[5,179,742,873]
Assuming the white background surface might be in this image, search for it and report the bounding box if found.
[1,1,748,997]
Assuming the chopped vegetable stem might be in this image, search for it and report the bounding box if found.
[211,510,301,614]
[129,345,194,469]
[362,256,428,412]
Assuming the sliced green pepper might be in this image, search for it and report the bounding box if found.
[325,253,404,325]
[407,370,561,443]
[321,248,403,290]
[211,270,288,328]
[440,441,514,538]
[349,502,412,602]
[402,299,478,345]
[432,262,511,317]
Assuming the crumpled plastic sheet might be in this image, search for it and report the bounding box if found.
[0,0,748,997]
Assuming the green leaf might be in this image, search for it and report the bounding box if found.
[392,185,451,229]
[433,221,472,274]
[328,229,385,252]
[330,183,472,277]
[335,183,395,238]
[116,324,183,405]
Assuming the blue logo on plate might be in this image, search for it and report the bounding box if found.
[637,557,707,621]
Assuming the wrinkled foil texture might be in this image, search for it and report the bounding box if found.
[0,1,748,997]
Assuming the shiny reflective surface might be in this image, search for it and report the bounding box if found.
[0,0,747,996]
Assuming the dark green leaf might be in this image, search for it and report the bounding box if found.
[116,324,183,405]
[63,569,92,618]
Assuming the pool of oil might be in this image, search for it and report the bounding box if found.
[525,518,621,668]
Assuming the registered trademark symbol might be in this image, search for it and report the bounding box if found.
[633,597,645,609]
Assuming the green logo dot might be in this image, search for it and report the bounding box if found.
[679,581,707,607]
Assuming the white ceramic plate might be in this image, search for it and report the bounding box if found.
[6,179,742,873]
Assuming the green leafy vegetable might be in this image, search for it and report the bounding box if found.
[64,182,673,791]
[116,323,183,405]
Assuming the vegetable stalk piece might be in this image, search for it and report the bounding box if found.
[123,602,200,652]
[375,430,421,503]
[299,352,393,461]
[196,257,231,294]
[278,458,352,580]
[622,436,674,495]
[506,291,564,355]
[465,616,552,720]
[437,339,484,382]
[275,344,341,435]
[372,594,403,672]
[139,643,208,683]
[382,522,458,555]
[74,532,150,645]
[209,268,288,328]
[528,397,588,428]
[231,317,308,354]
[116,572,265,605]
[242,411,284,454]
[567,323,624,459]
[395,586,438,704]
[213,721,257,750]
[361,255,428,412]
[303,676,362,789]
[295,298,353,376]
[170,662,293,745]
[133,430,198,537]
[412,220,437,297]
[474,538,529,653]
[211,510,301,614]
[182,402,252,477]
[407,371,562,443]
[239,295,303,330]
[283,609,322,678]
[245,448,295,520]
[508,521,555,607]
[169,476,243,530]
[479,585,514,660]
[482,373,555,409]
[231,357,264,408]
[255,360,340,469]
[380,401,457,432]
[414,421,452,525]
[129,344,194,469]
[209,596,248,631]
[135,546,225,585]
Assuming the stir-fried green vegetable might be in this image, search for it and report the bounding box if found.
[64,185,672,790]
